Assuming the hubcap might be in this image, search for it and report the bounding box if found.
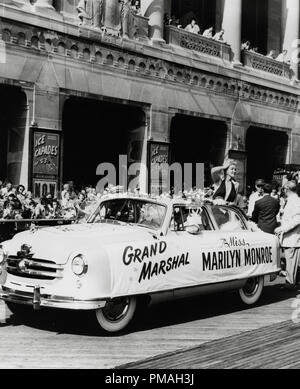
[102,298,130,322]
[243,278,259,297]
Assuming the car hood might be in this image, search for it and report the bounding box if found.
[4,223,155,264]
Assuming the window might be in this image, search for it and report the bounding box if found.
[210,206,246,231]
[171,205,212,232]
[136,201,166,229]
[90,199,166,230]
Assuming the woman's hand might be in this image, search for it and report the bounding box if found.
[274,226,284,236]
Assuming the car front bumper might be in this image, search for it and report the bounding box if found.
[0,285,107,310]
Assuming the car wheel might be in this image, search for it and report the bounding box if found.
[239,276,264,305]
[95,296,137,333]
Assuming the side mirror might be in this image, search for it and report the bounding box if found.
[185,225,201,235]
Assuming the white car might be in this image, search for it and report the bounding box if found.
[0,195,280,333]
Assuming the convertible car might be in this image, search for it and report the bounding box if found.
[0,194,280,333]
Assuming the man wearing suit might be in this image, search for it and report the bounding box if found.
[251,183,280,234]
[275,181,300,289]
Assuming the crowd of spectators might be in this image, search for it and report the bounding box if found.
[0,180,100,221]
[242,41,290,63]
[163,15,226,43]
[0,172,296,223]
[163,14,290,64]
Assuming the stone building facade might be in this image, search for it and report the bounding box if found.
[0,0,300,196]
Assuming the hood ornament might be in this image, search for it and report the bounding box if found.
[30,224,38,234]
[17,244,33,258]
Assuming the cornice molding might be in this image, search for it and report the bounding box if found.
[0,15,299,114]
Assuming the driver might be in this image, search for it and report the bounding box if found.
[139,204,161,228]
[184,208,205,232]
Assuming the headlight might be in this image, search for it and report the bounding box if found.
[71,255,88,276]
[0,246,7,265]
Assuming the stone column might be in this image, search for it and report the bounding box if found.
[282,0,300,79]
[221,0,242,64]
[33,0,56,14]
[104,0,121,36]
[164,0,171,18]
[141,0,164,42]
[267,0,282,55]
[58,0,77,22]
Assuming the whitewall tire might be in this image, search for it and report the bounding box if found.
[239,276,264,305]
[95,296,137,333]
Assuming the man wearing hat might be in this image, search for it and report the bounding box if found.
[247,179,265,217]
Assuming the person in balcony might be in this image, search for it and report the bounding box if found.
[184,19,200,34]
[213,29,225,42]
[164,13,171,25]
[131,1,141,15]
[266,50,276,59]
[276,49,288,62]
[170,15,182,28]
[241,40,251,50]
[202,27,213,38]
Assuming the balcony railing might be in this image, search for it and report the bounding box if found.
[128,13,149,41]
[164,25,231,61]
[242,50,291,78]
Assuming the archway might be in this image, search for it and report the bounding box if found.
[170,114,227,189]
[62,97,146,191]
[0,85,27,185]
[170,0,216,32]
[242,0,269,54]
[246,126,289,188]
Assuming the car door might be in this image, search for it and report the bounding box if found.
[166,204,229,293]
[208,205,279,278]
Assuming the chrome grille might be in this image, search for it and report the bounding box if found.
[7,255,63,280]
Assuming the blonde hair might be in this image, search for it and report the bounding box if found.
[224,158,237,166]
[223,159,237,173]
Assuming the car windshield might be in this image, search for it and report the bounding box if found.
[88,198,167,230]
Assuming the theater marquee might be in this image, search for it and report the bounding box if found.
[148,141,170,195]
[31,130,61,198]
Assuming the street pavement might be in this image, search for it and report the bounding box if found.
[0,278,298,369]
